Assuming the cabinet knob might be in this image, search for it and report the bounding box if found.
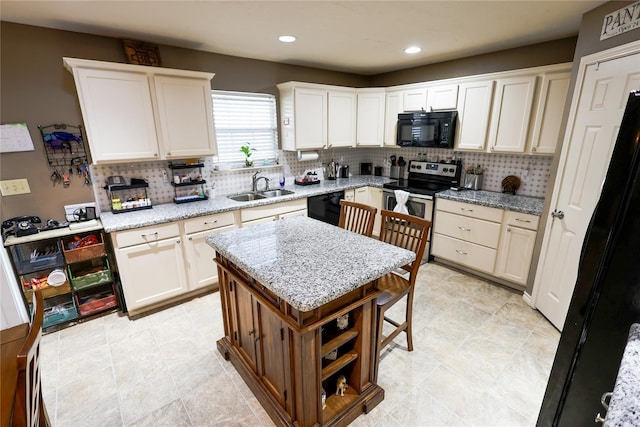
[458,226,471,231]
[167,152,171,155]
[461,208,473,212]
[455,249,468,255]
[490,146,495,151]
[188,237,193,241]
[154,153,158,157]
[531,147,537,152]
[507,228,512,232]
[204,220,218,225]
[515,218,531,223]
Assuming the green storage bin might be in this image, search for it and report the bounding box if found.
[43,301,78,329]
[68,258,112,291]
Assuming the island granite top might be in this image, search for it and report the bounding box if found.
[206,216,415,312]
[100,176,393,233]
[604,323,640,426]
[436,189,544,215]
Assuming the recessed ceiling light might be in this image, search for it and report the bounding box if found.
[279,35,296,43]
[404,46,421,54]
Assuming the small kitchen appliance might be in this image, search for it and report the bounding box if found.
[340,165,349,178]
[326,160,338,180]
[360,163,372,175]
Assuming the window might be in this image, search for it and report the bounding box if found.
[211,90,278,166]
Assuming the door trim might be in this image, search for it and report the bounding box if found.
[528,39,640,309]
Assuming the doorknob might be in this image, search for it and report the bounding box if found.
[551,210,565,219]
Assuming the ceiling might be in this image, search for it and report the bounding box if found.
[1,1,607,75]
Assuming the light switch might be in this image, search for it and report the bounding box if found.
[0,178,31,196]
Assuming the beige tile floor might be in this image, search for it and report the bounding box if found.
[40,262,560,426]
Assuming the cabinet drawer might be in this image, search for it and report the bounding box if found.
[436,198,503,222]
[183,211,236,234]
[241,199,307,222]
[433,210,501,248]
[114,222,180,248]
[432,233,497,274]
[503,210,539,231]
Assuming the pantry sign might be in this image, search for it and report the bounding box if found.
[601,1,640,40]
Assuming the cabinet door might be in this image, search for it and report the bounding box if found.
[115,237,187,311]
[230,279,258,372]
[403,88,427,111]
[495,226,537,286]
[327,90,356,148]
[356,91,385,146]
[74,68,159,163]
[528,72,570,155]
[255,300,288,407]
[295,88,327,150]
[383,91,403,146]
[455,80,494,151]
[427,84,459,110]
[354,187,369,204]
[152,75,217,158]
[487,76,537,153]
[184,225,236,291]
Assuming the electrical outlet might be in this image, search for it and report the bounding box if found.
[162,170,168,183]
[0,178,31,196]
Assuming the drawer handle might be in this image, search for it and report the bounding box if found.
[455,249,468,255]
[515,218,531,223]
[141,232,158,238]
[601,392,612,410]
[204,220,218,225]
[461,208,474,212]
[458,226,471,231]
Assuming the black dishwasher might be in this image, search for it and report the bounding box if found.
[307,190,344,226]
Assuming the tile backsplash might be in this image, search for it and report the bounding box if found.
[90,148,552,212]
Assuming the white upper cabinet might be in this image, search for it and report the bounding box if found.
[402,88,428,111]
[487,75,537,153]
[277,82,356,150]
[455,80,495,151]
[356,89,385,147]
[426,84,459,110]
[383,90,403,146]
[63,57,216,164]
[152,75,217,159]
[527,71,571,155]
[327,89,357,148]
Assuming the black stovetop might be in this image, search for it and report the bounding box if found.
[382,179,450,197]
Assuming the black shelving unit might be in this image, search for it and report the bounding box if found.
[168,163,208,204]
[104,182,152,213]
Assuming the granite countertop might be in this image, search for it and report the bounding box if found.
[604,323,640,426]
[99,176,393,233]
[436,189,545,215]
[206,216,415,311]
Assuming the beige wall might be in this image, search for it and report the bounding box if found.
[0,22,368,222]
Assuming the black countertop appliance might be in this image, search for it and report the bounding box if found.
[537,91,640,425]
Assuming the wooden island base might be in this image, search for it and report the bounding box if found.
[215,255,385,427]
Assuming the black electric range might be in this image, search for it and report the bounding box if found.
[383,160,463,198]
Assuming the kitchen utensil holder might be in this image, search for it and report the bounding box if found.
[464,174,483,190]
[390,166,404,179]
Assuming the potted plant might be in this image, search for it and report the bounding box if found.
[240,142,256,167]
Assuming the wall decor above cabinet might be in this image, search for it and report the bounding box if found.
[63,57,217,164]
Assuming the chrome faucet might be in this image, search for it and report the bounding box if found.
[252,171,270,192]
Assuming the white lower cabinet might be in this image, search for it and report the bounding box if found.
[494,211,539,285]
[432,199,539,288]
[183,211,237,291]
[112,211,238,313]
[114,231,188,312]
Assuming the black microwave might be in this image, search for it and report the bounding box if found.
[397,110,457,148]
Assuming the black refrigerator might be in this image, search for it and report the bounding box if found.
[537,90,640,426]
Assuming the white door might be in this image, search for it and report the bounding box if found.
[534,48,640,330]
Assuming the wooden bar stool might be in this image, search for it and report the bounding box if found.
[338,199,377,237]
[375,210,431,359]
[13,290,49,427]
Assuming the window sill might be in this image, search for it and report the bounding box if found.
[213,163,283,174]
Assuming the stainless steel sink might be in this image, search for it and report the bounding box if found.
[259,189,296,198]
[228,192,267,202]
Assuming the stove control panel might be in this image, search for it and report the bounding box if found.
[409,161,459,178]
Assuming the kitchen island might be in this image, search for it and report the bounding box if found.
[206,217,415,427]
